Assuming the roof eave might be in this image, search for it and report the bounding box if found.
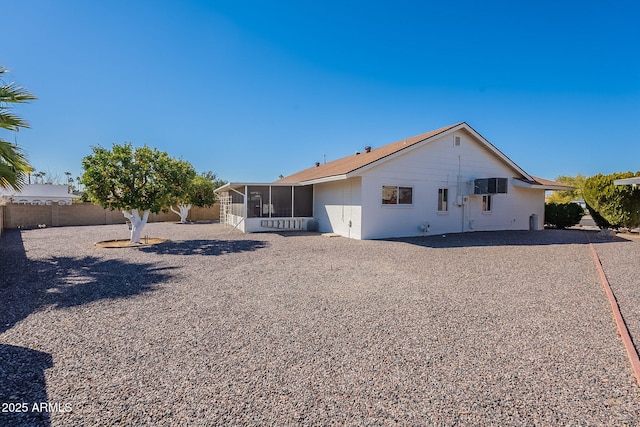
[345,123,466,177]
[513,179,573,191]
[346,122,536,182]
[299,174,348,185]
[214,182,313,193]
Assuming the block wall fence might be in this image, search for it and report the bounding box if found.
[0,202,220,233]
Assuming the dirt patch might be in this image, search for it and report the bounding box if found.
[94,238,169,248]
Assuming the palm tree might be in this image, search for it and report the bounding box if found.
[0,66,36,190]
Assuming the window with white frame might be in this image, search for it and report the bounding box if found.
[382,186,413,205]
[437,188,448,212]
[482,195,492,212]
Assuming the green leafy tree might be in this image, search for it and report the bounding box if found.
[0,66,35,190]
[82,143,196,243]
[545,174,586,204]
[583,171,640,230]
[170,174,219,223]
[544,202,584,229]
[200,171,227,190]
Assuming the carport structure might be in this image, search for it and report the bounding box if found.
[614,177,640,186]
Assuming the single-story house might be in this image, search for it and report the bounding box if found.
[215,122,570,239]
[0,184,80,205]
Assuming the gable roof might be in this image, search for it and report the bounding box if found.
[276,122,534,184]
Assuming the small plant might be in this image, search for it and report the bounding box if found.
[544,202,584,229]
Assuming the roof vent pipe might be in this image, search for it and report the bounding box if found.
[364,146,371,153]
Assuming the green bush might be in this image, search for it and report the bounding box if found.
[583,172,640,229]
[544,202,585,229]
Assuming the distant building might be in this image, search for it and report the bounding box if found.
[0,184,80,205]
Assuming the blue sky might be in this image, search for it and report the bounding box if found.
[3,0,639,183]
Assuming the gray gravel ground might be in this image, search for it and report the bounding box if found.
[589,232,640,379]
[1,223,639,426]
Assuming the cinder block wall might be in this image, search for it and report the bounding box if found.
[188,205,220,222]
[0,205,4,237]
[2,203,220,229]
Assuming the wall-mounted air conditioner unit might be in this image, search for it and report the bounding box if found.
[474,178,508,195]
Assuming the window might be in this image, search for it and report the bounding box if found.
[474,178,508,194]
[438,188,448,212]
[382,186,413,205]
[399,187,413,204]
[482,195,492,212]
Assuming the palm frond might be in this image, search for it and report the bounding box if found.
[0,66,35,190]
[0,83,36,104]
[0,138,31,190]
[0,107,30,130]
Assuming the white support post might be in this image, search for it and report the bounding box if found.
[243,185,248,220]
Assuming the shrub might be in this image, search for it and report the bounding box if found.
[583,172,640,229]
[544,202,585,229]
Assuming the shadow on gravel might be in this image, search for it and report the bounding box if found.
[0,230,176,335]
[0,344,53,427]
[389,229,632,248]
[138,239,268,256]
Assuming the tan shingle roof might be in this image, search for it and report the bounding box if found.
[531,176,569,187]
[276,123,463,183]
[531,176,574,189]
[513,176,573,190]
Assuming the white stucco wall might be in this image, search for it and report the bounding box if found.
[313,178,362,239]
[354,130,545,239]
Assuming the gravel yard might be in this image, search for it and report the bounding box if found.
[1,223,639,426]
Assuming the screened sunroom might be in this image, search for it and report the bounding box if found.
[215,183,315,232]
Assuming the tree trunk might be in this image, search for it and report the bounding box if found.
[170,204,192,223]
[122,209,150,243]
